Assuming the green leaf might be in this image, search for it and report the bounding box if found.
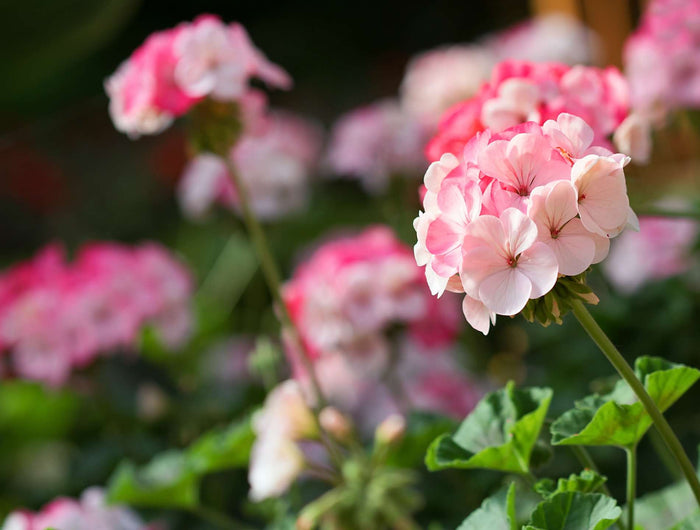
[426,382,552,474]
[107,451,199,509]
[635,477,698,529]
[534,470,607,499]
[524,492,622,530]
[551,356,699,448]
[187,416,255,473]
[107,415,253,509]
[456,484,516,530]
[386,411,457,468]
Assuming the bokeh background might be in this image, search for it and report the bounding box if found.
[0,0,698,528]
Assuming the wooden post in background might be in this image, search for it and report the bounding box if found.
[530,0,639,67]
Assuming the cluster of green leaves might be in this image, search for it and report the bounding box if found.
[425,356,700,530]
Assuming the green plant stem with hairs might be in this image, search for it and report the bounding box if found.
[571,300,700,508]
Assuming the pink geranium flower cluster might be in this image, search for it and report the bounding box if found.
[624,0,700,121]
[105,14,291,137]
[325,100,428,194]
[426,60,629,163]
[415,113,638,334]
[282,227,479,427]
[0,242,193,386]
[1,487,154,530]
[178,110,322,220]
[283,226,459,361]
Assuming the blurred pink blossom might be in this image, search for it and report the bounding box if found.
[399,14,600,131]
[624,0,700,121]
[1,487,153,530]
[486,14,601,66]
[178,111,322,220]
[0,242,194,386]
[106,15,290,137]
[249,380,317,501]
[400,46,495,128]
[603,214,699,293]
[325,100,428,193]
[283,226,460,362]
[426,60,630,163]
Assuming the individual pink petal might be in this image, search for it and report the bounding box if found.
[460,239,506,299]
[543,180,579,229]
[550,218,597,275]
[572,155,629,237]
[426,218,464,255]
[515,242,558,298]
[462,295,495,335]
[500,207,538,256]
[478,267,532,315]
[424,153,460,193]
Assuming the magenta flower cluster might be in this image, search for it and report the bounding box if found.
[426,60,629,163]
[0,243,193,386]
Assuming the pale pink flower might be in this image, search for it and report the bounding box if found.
[571,155,631,238]
[528,180,610,276]
[460,208,558,315]
[478,131,570,212]
[481,79,541,132]
[603,214,699,292]
[416,119,636,334]
[174,15,291,100]
[1,487,150,530]
[325,100,428,193]
[177,154,233,219]
[249,380,317,500]
[613,112,653,164]
[461,295,496,336]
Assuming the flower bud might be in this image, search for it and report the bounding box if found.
[375,414,406,445]
[319,407,353,442]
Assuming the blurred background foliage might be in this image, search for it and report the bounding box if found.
[0,0,698,528]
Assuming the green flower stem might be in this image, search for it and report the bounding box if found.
[626,445,637,530]
[569,445,613,498]
[571,300,700,507]
[223,159,326,408]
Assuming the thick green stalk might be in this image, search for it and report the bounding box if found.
[571,300,700,507]
[223,158,326,407]
[626,446,637,530]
